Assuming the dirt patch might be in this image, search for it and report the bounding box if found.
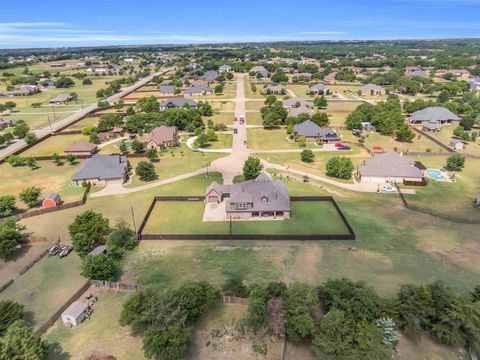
[289,244,323,283]
[397,333,466,360]
[0,243,48,282]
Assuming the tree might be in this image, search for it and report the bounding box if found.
[314,95,328,108]
[136,161,158,181]
[136,96,159,113]
[51,152,63,166]
[82,78,92,85]
[131,139,145,153]
[143,326,190,360]
[311,112,330,127]
[0,320,47,360]
[0,301,24,335]
[66,154,77,165]
[2,132,14,143]
[19,186,42,208]
[54,76,75,88]
[0,196,16,217]
[176,281,220,322]
[81,254,119,281]
[395,124,415,142]
[97,114,122,131]
[146,149,159,162]
[284,282,318,341]
[243,157,263,180]
[0,221,27,260]
[24,133,37,144]
[26,157,38,170]
[214,84,224,94]
[194,133,209,148]
[106,220,138,253]
[206,129,218,141]
[438,90,450,103]
[119,140,129,154]
[301,149,315,163]
[264,95,277,106]
[326,157,354,179]
[445,154,465,171]
[271,72,288,83]
[68,210,109,256]
[226,72,234,80]
[89,132,100,144]
[12,121,30,138]
[7,155,26,167]
[460,115,475,131]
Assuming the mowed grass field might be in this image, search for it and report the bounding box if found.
[22,133,90,156]
[0,253,86,330]
[0,160,86,209]
[141,200,351,236]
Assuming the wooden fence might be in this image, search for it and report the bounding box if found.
[222,295,248,305]
[410,126,454,152]
[90,280,141,292]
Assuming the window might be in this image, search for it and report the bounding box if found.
[236,203,247,209]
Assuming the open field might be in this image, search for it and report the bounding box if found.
[141,200,351,236]
[245,100,265,111]
[210,100,235,112]
[22,133,90,156]
[0,253,86,329]
[245,111,263,125]
[324,101,360,126]
[45,289,144,360]
[0,160,86,209]
[125,145,224,188]
[244,79,268,99]
[205,112,234,125]
[205,133,232,149]
[62,116,100,131]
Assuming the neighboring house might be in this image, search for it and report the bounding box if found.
[184,86,214,96]
[469,78,480,92]
[449,139,464,150]
[190,79,208,87]
[49,94,73,104]
[204,173,291,219]
[108,127,124,138]
[282,97,310,108]
[307,83,329,95]
[202,70,219,82]
[159,98,198,109]
[289,105,313,117]
[9,85,41,96]
[324,72,337,82]
[42,193,61,209]
[292,120,341,143]
[358,151,425,183]
[159,85,175,96]
[360,84,385,96]
[410,107,461,124]
[250,66,269,78]
[405,69,427,77]
[262,84,286,95]
[71,154,128,186]
[219,64,232,73]
[293,72,312,81]
[0,119,14,129]
[450,69,471,79]
[422,121,442,132]
[141,125,179,150]
[62,301,89,327]
[50,63,66,68]
[89,245,108,257]
[64,141,98,156]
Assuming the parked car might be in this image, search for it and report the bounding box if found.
[58,245,73,258]
[381,185,396,193]
[373,145,384,151]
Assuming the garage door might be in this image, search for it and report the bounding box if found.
[208,196,218,203]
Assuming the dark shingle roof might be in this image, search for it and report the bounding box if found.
[72,154,127,181]
[293,120,339,140]
[411,107,460,122]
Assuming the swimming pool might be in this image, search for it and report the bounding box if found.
[426,169,446,181]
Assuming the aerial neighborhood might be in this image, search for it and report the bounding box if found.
[0,14,480,360]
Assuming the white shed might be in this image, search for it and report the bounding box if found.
[62,301,89,327]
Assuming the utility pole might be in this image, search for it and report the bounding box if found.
[47,116,53,133]
[51,104,57,120]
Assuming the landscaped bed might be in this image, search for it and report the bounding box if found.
[141,199,352,237]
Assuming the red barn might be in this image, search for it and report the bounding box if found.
[42,193,61,209]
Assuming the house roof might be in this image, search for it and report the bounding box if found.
[251,65,267,73]
[190,79,208,87]
[289,105,313,117]
[361,84,384,92]
[159,98,197,108]
[72,154,127,181]
[411,107,460,122]
[293,120,339,139]
[184,86,213,95]
[422,121,443,130]
[62,301,88,319]
[307,83,328,92]
[205,181,231,196]
[202,70,218,81]
[64,141,98,153]
[358,151,424,178]
[219,64,232,70]
[262,84,284,93]
[159,85,174,93]
[282,97,310,108]
[49,94,72,103]
[141,126,177,145]
[449,139,463,145]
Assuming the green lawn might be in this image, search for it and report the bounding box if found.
[63,116,100,131]
[126,145,225,188]
[46,291,144,360]
[22,133,90,156]
[141,200,351,236]
[205,112,234,125]
[0,254,86,330]
[206,133,232,149]
[247,128,323,150]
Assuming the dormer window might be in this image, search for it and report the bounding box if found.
[261,196,268,203]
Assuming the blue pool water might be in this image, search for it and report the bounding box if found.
[426,169,445,181]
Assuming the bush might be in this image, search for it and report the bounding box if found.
[326,157,354,179]
[445,154,465,171]
[19,186,41,208]
[0,221,27,260]
[136,161,158,181]
[0,195,16,217]
[243,157,263,180]
[300,149,315,163]
[81,254,119,281]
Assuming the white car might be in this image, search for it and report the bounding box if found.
[381,185,396,193]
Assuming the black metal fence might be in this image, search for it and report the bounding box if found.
[137,196,356,241]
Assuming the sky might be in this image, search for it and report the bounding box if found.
[1,0,480,49]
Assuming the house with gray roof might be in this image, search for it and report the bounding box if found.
[202,70,219,82]
[250,66,269,78]
[282,97,310,108]
[410,107,461,124]
[421,121,442,132]
[358,151,424,183]
[204,173,290,220]
[184,86,213,96]
[262,84,286,95]
[292,120,340,143]
[159,85,175,96]
[360,84,385,96]
[159,98,198,109]
[307,83,329,95]
[49,94,73,104]
[469,78,480,92]
[71,154,128,186]
[405,69,427,77]
[219,64,232,73]
[289,105,313,117]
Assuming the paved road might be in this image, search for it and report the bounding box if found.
[0,66,175,160]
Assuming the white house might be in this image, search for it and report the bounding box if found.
[62,301,89,327]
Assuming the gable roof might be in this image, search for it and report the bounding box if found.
[202,70,218,81]
[45,193,60,202]
[282,97,310,108]
[49,94,72,103]
[190,79,208,87]
[141,126,177,145]
[159,98,198,108]
[289,105,313,117]
[184,86,213,95]
[358,151,423,178]
[63,301,88,319]
[411,107,460,122]
[292,120,339,139]
[361,84,385,92]
[159,85,175,94]
[72,154,127,181]
[307,83,328,92]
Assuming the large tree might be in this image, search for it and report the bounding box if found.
[0,195,16,217]
[136,161,158,181]
[81,254,119,281]
[0,220,27,260]
[243,157,263,180]
[0,301,24,335]
[68,210,109,257]
[325,157,354,180]
[0,320,47,360]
